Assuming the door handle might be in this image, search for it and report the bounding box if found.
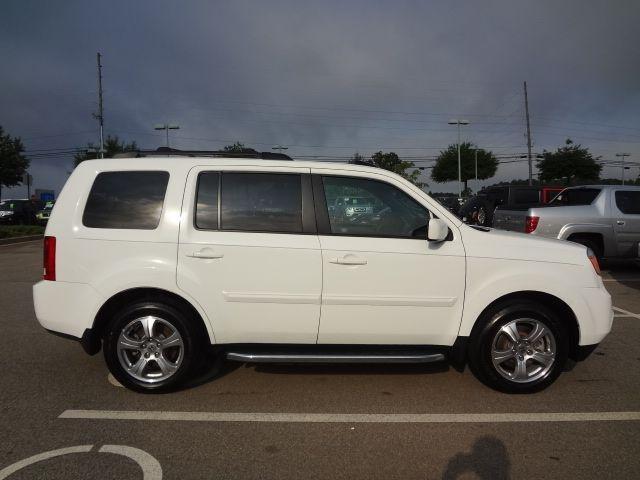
[616,220,625,226]
[329,255,367,265]
[187,250,224,259]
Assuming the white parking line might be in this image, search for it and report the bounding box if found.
[613,306,640,319]
[59,410,640,424]
[602,278,640,282]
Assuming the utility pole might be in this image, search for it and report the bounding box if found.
[474,149,478,184]
[524,81,533,186]
[616,153,631,185]
[93,52,105,158]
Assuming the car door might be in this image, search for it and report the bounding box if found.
[177,165,322,344]
[312,168,466,345]
[611,189,640,257]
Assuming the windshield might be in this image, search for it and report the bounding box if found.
[550,188,601,206]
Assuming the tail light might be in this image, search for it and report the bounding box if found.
[525,215,539,234]
[43,236,56,281]
[587,248,601,276]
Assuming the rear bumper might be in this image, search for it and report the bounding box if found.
[33,280,101,339]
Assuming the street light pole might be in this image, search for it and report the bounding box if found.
[154,124,180,147]
[448,119,469,201]
[615,153,631,185]
[474,149,478,184]
[272,145,289,154]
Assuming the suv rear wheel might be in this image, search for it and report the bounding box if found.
[468,300,568,393]
[103,300,203,392]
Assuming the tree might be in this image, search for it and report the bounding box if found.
[351,151,423,187]
[431,142,498,193]
[223,142,248,153]
[74,135,138,167]
[537,139,601,185]
[0,126,29,200]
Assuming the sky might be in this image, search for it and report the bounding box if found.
[1,0,640,198]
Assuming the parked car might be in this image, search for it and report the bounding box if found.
[332,196,375,218]
[492,185,640,260]
[35,201,55,225]
[0,199,42,225]
[34,157,611,394]
[460,185,563,227]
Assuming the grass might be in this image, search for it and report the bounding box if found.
[0,225,45,239]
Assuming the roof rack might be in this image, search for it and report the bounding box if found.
[112,147,293,161]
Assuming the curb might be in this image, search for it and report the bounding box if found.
[0,235,43,246]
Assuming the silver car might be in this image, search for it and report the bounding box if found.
[493,185,640,259]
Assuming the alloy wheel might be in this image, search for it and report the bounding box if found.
[117,315,184,383]
[490,318,556,384]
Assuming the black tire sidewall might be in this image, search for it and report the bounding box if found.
[469,301,568,394]
[103,301,200,393]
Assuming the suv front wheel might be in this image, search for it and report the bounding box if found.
[103,300,202,392]
[468,300,568,393]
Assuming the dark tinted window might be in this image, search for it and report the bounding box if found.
[322,176,428,237]
[195,172,220,229]
[550,188,600,206]
[615,191,640,214]
[512,189,540,205]
[83,171,169,229]
[484,187,507,205]
[220,173,302,232]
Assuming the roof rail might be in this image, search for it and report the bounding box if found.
[113,147,293,161]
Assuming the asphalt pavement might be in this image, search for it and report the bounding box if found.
[0,240,638,479]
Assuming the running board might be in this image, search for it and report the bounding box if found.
[226,352,446,364]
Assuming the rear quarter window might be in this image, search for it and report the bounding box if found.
[82,171,169,229]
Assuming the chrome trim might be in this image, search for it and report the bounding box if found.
[226,352,445,364]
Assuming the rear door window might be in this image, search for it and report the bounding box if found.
[195,172,220,229]
[83,171,169,229]
[219,173,303,233]
[615,191,640,214]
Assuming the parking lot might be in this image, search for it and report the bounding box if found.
[0,240,638,479]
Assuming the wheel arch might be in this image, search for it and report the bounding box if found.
[91,287,214,353]
[467,290,581,361]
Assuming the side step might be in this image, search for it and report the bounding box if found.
[226,352,445,364]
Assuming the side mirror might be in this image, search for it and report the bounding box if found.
[427,218,449,242]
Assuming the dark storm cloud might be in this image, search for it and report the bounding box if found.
[1,0,639,196]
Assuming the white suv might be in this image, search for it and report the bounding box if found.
[33,156,612,393]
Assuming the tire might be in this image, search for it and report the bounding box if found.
[476,200,495,227]
[103,300,205,393]
[468,300,568,394]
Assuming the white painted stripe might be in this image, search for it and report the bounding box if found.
[59,410,640,424]
[613,306,640,319]
[0,445,93,479]
[223,291,320,304]
[602,278,640,282]
[98,445,162,480]
[323,295,457,307]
